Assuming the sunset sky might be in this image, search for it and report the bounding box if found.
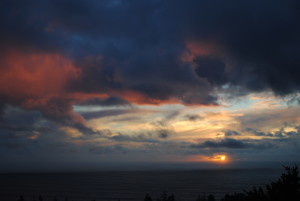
[1,0,300,172]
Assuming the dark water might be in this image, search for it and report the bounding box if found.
[0,168,282,201]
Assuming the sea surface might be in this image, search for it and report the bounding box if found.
[0,168,282,201]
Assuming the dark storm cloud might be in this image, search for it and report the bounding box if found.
[245,128,274,137]
[76,97,132,119]
[111,134,159,143]
[28,97,102,135]
[194,56,228,86]
[108,123,173,143]
[2,0,300,97]
[191,138,274,150]
[246,126,300,138]
[150,119,175,139]
[0,107,52,147]
[0,1,64,53]
[157,129,170,139]
[192,138,249,149]
[167,0,300,95]
[224,130,241,137]
[0,122,61,156]
[78,97,130,106]
[1,0,300,136]
[81,109,133,120]
[184,114,202,121]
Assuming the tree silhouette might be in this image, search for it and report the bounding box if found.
[207,194,215,201]
[196,193,215,201]
[221,193,246,201]
[265,165,300,201]
[144,193,153,201]
[18,195,25,201]
[221,165,300,201]
[158,190,168,201]
[196,194,206,201]
[157,191,175,201]
[167,194,175,201]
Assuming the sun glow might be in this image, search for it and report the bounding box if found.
[211,154,227,162]
[185,154,229,164]
[220,155,226,160]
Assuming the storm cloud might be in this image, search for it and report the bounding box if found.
[1,0,300,114]
[1,0,300,169]
[191,138,274,150]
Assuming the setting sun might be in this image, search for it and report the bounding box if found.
[211,154,228,163]
[185,154,229,164]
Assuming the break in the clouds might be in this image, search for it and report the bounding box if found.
[1,0,300,170]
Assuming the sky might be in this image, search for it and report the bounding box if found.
[1,0,300,172]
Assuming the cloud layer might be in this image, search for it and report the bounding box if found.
[1,0,300,113]
[1,0,300,170]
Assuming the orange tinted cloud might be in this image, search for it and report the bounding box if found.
[0,51,80,100]
[181,40,218,63]
[0,51,91,129]
[112,90,178,105]
[111,90,219,106]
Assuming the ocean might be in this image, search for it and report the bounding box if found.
[0,168,282,201]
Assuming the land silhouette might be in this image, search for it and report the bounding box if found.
[17,165,300,201]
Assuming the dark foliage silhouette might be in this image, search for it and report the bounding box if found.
[157,190,175,201]
[18,195,25,201]
[221,165,300,201]
[196,193,216,201]
[207,194,216,201]
[144,193,153,201]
